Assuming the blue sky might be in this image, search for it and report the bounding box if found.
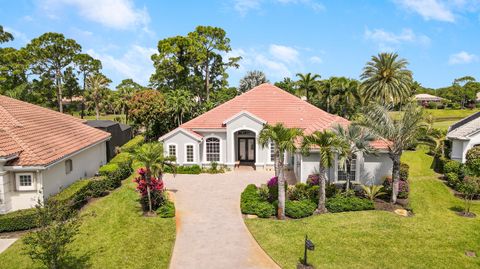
[1,0,480,89]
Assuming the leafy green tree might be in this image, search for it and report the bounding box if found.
[132,143,176,213]
[0,25,13,43]
[26,32,82,113]
[116,79,145,123]
[85,73,111,120]
[316,78,335,113]
[23,200,80,269]
[359,102,426,203]
[129,89,169,140]
[0,47,30,99]
[334,124,376,190]
[274,77,297,95]
[239,70,268,92]
[360,52,413,106]
[166,88,195,126]
[302,130,343,213]
[74,53,101,118]
[63,67,81,105]
[150,26,240,102]
[330,77,362,119]
[259,123,302,219]
[296,73,321,101]
[458,176,480,216]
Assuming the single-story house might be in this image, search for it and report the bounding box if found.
[159,84,392,184]
[415,93,444,105]
[447,111,480,163]
[86,120,133,161]
[0,95,110,213]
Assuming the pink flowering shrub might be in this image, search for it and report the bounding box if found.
[306,174,320,186]
[133,168,165,211]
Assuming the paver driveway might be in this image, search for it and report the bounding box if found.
[163,169,280,269]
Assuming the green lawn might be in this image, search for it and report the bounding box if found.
[70,112,126,122]
[246,149,480,268]
[0,178,176,269]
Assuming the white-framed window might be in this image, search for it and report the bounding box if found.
[338,156,357,181]
[206,137,220,162]
[269,142,275,162]
[186,144,194,163]
[168,144,177,159]
[65,159,73,174]
[15,173,35,191]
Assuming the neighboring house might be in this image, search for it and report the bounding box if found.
[0,95,110,214]
[159,84,392,184]
[86,120,133,161]
[415,93,443,106]
[447,111,480,163]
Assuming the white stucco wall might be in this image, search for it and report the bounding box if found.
[299,152,335,183]
[196,131,227,165]
[1,141,107,213]
[162,131,201,166]
[450,132,480,163]
[361,153,393,185]
[225,114,265,167]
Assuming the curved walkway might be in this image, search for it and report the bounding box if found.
[164,169,280,269]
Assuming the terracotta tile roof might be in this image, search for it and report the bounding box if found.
[0,95,110,166]
[180,83,386,150]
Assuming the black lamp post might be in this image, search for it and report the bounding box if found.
[302,234,315,266]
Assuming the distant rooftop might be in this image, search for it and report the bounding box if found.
[447,111,480,139]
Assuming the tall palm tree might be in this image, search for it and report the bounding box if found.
[317,78,335,113]
[360,52,413,106]
[166,88,195,126]
[333,124,377,190]
[296,73,321,101]
[302,130,343,213]
[131,143,176,213]
[259,123,302,220]
[86,74,110,120]
[359,102,426,203]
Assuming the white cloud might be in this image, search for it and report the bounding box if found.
[38,0,150,30]
[87,45,156,85]
[309,56,322,63]
[448,51,478,64]
[364,28,430,51]
[233,0,324,15]
[4,27,28,44]
[394,0,455,22]
[269,44,299,63]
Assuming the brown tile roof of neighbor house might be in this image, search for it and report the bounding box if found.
[180,83,388,149]
[0,95,111,166]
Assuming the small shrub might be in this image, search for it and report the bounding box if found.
[255,202,276,218]
[121,135,144,152]
[361,185,386,201]
[89,176,110,198]
[397,180,409,199]
[306,174,319,186]
[157,199,175,218]
[308,185,320,203]
[466,147,480,176]
[400,163,409,181]
[288,183,310,201]
[326,196,374,213]
[285,200,316,219]
[326,183,338,198]
[257,185,270,202]
[444,160,462,174]
[133,168,166,212]
[0,208,38,232]
[458,176,480,214]
[382,177,409,199]
[445,172,460,188]
[266,176,287,202]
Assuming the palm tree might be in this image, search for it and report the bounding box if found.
[317,78,334,113]
[239,70,269,93]
[302,130,343,213]
[360,52,413,106]
[330,77,362,119]
[166,88,195,126]
[259,123,302,220]
[131,143,176,213]
[296,73,321,101]
[333,124,377,190]
[86,74,110,120]
[359,102,427,203]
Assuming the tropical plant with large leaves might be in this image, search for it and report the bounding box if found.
[259,123,302,219]
[131,142,176,213]
[296,73,321,101]
[358,102,427,203]
[85,73,111,120]
[333,124,377,190]
[302,130,344,213]
[360,52,413,106]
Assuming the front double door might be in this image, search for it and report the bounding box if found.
[238,138,255,162]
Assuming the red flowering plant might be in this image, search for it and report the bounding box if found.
[133,168,166,212]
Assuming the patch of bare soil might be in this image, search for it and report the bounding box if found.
[456,211,476,218]
[374,199,414,216]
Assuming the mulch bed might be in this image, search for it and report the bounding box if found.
[456,211,476,218]
[374,199,414,216]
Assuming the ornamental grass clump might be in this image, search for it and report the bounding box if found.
[133,168,166,212]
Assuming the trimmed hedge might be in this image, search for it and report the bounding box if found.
[240,184,275,218]
[326,195,374,213]
[120,135,144,152]
[444,160,462,174]
[285,200,316,219]
[51,179,93,210]
[0,208,38,232]
[164,165,202,174]
[400,163,409,181]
